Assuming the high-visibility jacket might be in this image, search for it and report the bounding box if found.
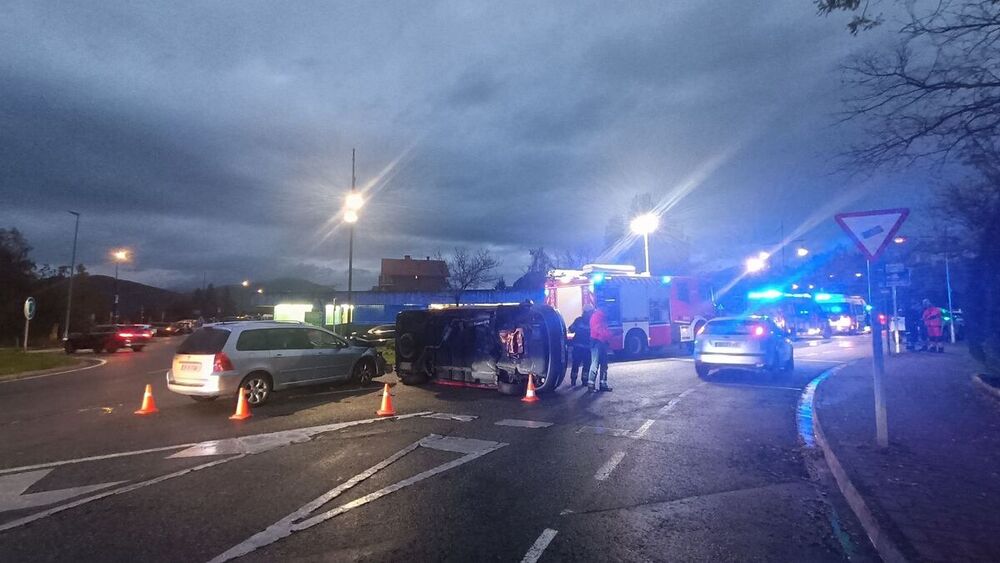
[923,306,944,337]
[590,308,613,344]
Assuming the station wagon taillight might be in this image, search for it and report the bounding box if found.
[213,352,234,373]
[118,332,134,338]
[752,325,766,337]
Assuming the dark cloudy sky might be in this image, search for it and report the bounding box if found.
[1,1,926,289]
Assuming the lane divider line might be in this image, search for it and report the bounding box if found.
[209,435,507,562]
[594,451,627,481]
[521,528,558,563]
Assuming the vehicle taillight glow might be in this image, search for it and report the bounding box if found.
[213,352,234,373]
[752,325,766,337]
[118,332,134,338]
[143,331,152,337]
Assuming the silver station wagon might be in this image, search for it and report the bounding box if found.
[693,316,794,378]
[167,321,387,405]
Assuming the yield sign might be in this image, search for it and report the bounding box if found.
[835,208,909,260]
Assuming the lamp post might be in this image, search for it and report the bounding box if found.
[629,213,659,275]
[343,149,363,334]
[111,249,129,323]
[63,211,80,340]
[241,280,250,316]
[745,251,769,274]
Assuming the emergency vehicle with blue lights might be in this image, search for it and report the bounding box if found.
[545,264,715,356]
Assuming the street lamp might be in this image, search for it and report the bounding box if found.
[341,148,361,335]
[63,211,81,340]
[256,288,264,294]
[241,280,250,287]
[796,246,809,257]
[745,253,768,274]
[111,249,130,323]
[629,213,659,275]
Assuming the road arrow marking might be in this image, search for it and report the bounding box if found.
[0,469,123,513]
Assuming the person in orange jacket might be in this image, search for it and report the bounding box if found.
[922,298,945,353]
[588,305,613,392]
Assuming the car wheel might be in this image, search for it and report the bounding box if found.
[240,373,273,406]
[131,345,145,352]
[623,330,646,358]
[353,358,376,385]
[190,396,218,402]
[695,361,711,378]
[64,342,76,354]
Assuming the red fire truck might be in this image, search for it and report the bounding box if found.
[545,264,715,356]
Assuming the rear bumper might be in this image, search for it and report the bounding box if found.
[166,370,242,397]
[694,352,767,367]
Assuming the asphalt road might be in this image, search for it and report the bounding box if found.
[0,335,877,561]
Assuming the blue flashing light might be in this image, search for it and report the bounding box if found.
[661,275,672,284]
[814,293,833,302]
[748,288,783,301]
[865,304,873,312]
[591,272,606,285]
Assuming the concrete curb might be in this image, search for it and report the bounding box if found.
[971,374,1000,401]
[806,364,909,563]
[0,358,104,384]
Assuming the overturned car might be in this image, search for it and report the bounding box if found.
[395,302,567,395]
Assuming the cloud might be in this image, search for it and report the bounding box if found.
[0,1,913,290]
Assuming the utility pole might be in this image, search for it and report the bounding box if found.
[63,211,80,340]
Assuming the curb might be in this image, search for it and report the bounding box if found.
[971,374,1000,401]
[0,358,105,384]
[805,364,908,563]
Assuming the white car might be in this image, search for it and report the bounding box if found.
[693,316,794,377]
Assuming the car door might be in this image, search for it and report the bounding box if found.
[266,328,318,385]
[303,328,346,382]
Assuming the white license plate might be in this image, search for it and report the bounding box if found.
[181,362,202,372]
[712,341,736,347]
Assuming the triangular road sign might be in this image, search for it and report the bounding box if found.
[835,208,909,261]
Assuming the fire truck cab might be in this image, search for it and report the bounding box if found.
[545,264,714,356]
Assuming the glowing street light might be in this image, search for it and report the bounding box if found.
[241,280,250,288]
[796,246,809,257]
[745,255,768,274]
[256,288,264,294]
[110,249,130,323]
[345,192,364,211]
[893,236,907,244]
[630,213,659,275]
[344,209,359,223]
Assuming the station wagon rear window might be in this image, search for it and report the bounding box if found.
[177,327,231,354]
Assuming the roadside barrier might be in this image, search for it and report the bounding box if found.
[522,373,539,403]
[134,384,159,415]
[376,383,396,416]
[229,388,252,420]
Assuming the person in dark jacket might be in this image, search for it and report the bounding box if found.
[568,306,593,387]
[588,305,613,392]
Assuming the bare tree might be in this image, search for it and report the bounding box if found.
[443,247,501,305]
[836,1,1000,168]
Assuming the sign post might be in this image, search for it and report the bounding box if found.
[835,208,909,448]
[23,297,36,351]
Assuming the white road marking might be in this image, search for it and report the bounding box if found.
[521,528,558,563]
[0,469,124,513]
[0,455,243,533]
[0,443,196,476]
[711,382,803,391]
[632,419,656,438]
[594,451,627,481]
[209,434,507,563]
[559,508,574,516]
[797,358,844,364]
[495,419,553,429]
[656,384,702,417]
[576,425,632,437]
[0,359,107,384]
[422,412,477,422]
[0,412,437,531]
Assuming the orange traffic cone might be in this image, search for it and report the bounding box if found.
[229,387,252,420]
[134,384,159,415]
[522,373,539,403]
[376,383,396,416]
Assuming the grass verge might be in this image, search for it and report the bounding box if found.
[0,349,79,380]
